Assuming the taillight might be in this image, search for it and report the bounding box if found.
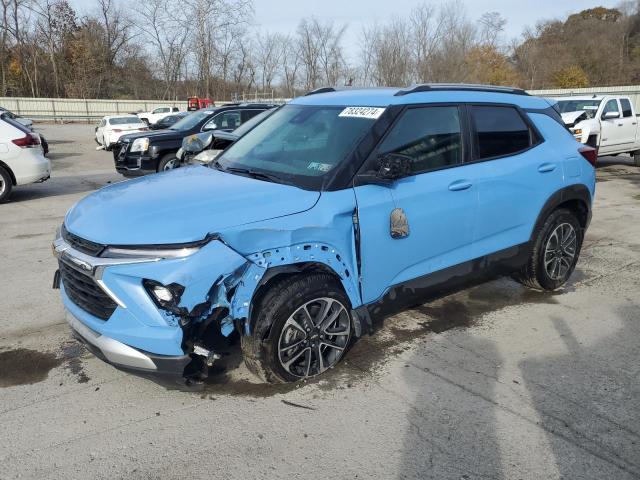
[578,146,598,167]
[12,133,41,148]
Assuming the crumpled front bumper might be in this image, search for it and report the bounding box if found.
[66,309,190,377]
[53,229,256,369]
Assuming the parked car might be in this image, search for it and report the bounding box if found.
[554,95,640,165]
[149,112,189,130]
[53,84,595,386]
[114,103,275,176]
[137,106,180,125]
[0,107,33,129]
[176,108,277,167]
[95,115,149,151]
[0,116,50,202]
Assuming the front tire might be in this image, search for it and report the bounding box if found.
[0,166,13,203]
[157,153,179,172]
[514,208,583,291]
[242,273,353,383]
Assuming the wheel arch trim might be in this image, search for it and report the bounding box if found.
[531,184,592,240]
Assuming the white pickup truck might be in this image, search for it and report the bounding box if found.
[554,95,640,166]
[137,106,180,125]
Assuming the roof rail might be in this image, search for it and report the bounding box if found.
[305,87,337,96]
[394,83,529,97]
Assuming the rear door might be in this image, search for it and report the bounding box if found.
[467,104,564,258]
[617,98,638,147]
[354,105,478,304]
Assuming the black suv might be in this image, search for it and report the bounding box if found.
[114,103,275,176]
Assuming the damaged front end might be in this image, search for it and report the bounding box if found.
[53,228,269,386]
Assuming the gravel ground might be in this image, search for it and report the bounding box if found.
[0,123,639,480]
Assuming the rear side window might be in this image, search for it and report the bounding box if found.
[378,106,463,174]
[620,98,633,118]
[470,106,535,159]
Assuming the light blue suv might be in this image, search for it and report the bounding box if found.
[53,84,596,385]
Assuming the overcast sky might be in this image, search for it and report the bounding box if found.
[71,0,623,61]
[252,0,622,60]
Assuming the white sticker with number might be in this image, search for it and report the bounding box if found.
[339,107,386,119]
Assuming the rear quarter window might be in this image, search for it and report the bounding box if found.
[470,105,538,160]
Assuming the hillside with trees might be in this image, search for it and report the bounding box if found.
[1,0,639,100]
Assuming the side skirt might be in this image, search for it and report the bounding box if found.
[355,242,531,330]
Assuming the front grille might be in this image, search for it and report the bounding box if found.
[62,225,105,256]
[59,261,117,320]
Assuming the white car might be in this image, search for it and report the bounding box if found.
[95,115,149,151]
[137,106,180,125]
[0,116,50,202]
[554,95,640,165]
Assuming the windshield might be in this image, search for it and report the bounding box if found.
[109,116,142,125]
[215,105,377,188]
[556,100,601,119]
[170,110,215,131]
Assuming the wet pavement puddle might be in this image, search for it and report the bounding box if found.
[0,341,91,388]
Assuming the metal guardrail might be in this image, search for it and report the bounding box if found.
[0,97,185,123]
[528,85,640,110]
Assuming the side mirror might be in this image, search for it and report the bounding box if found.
[603,111,620,120]
[377,153,412,180]
[182,132,213,153]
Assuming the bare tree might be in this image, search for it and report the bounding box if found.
[297,17,346,90]
[280,34,300,96]
[255,31,283,92]
[138,0,190,100]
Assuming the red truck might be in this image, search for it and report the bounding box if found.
[187,97,214,111]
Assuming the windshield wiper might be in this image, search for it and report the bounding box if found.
[223,166,283,184]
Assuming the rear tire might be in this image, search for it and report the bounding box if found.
[0,166,13,203]
[157,153,179,172]
[241,273,353,383]
[514,208,583,291]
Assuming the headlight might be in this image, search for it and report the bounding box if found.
[131,137,150,152]
[143,279,185,314]
[192,150,221,164]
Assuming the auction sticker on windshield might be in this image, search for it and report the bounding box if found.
[339,107,386,119]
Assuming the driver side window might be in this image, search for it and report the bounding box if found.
[378,106,463,174]
[603,100,620,117]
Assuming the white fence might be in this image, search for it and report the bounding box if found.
[529,85,640,110]
[0,97,185,122]
[2,85,640,122]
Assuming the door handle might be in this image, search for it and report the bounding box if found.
[538,163,557,173]
[448,180,472,191]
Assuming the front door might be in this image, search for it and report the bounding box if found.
[354,105,477,304]
[599,99,625,154]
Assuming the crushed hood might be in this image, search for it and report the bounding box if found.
[561,110,588,125]
[65,166,320,245]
